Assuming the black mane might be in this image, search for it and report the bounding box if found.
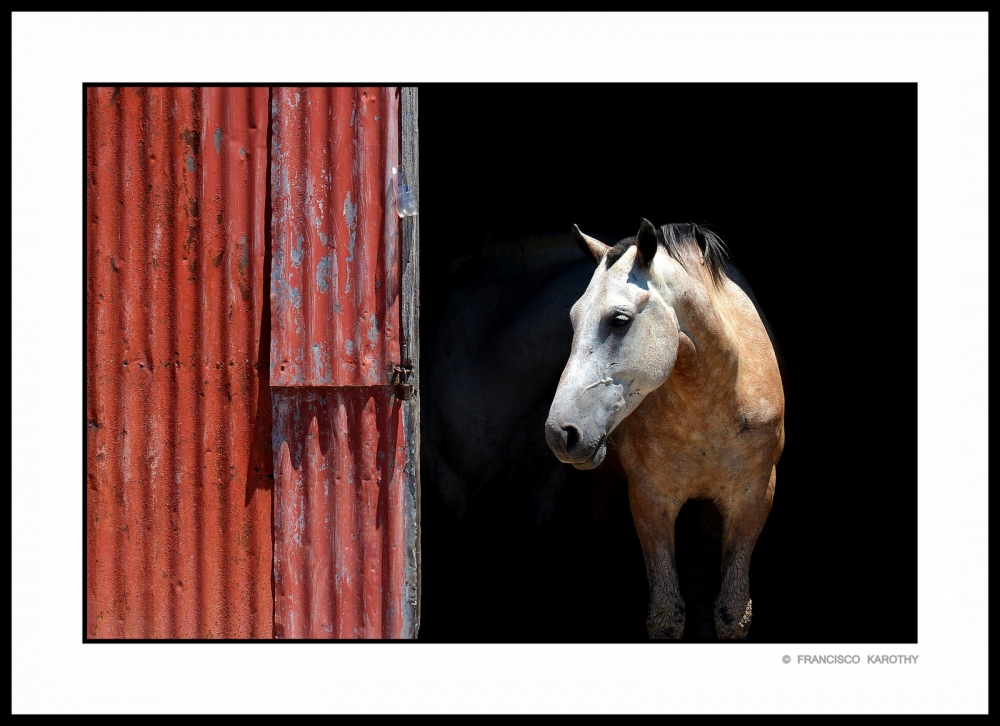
[604,222,729,285]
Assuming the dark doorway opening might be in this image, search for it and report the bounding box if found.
[417,83,916,643]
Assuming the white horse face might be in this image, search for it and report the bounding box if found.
[546,220,680,469]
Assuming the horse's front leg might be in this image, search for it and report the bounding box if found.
[628,478,686,640]
[715,466,776,640]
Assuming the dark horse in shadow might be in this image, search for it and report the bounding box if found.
[420,225,782,641]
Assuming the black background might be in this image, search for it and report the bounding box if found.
[416,84,916,643]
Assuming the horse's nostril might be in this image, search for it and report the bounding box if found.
[563,425,581,452]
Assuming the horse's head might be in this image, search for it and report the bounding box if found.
[545,219,682,469]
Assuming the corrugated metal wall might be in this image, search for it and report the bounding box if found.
[86,86,418,639]
[269,87,400,388]
[271,388,406,638]
[269,87,416,639]
[86,87,273,638]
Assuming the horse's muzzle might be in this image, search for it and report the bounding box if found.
[545,420,607,469]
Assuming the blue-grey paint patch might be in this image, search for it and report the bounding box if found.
[273,135,291,198]
[270,140,280,191]
[311,343,329,384]
[289,286,301,310]
[291,234,304,268]
[367,314,379,346]
[239,147,246,158]
[186,154,195,173]
[333,303,342,313]
[345,339,354,356]
[343,192,358,242]
[238,234,248,274]
[343,191,357,293]
[316,254,332,293]
[271,245,289,322]
[213,127,222,155]
[349,105,355,127]
[318,231,328,246]
[280,164,290,198]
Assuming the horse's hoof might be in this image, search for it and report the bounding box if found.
[647,624,683,640]
[714,598,752,640]
[646,605,685,640]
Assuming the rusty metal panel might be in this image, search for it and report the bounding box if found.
[86,86,273,639]
[269,87,415,638]
[269,87,401,387]
[271,388,408,638]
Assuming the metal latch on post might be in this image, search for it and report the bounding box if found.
[391,363,414,399]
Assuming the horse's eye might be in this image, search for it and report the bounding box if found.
[610,313,632,328]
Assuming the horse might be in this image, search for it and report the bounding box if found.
[545,219,785,640]
[421,234,656,640]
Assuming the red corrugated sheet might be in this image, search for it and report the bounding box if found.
[271,388,407,638]
[269,87,410,638]
[269,87,401,387]
[86,87,273,638]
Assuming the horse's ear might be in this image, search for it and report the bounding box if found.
[573,224,609,265]
[636,218,658,267]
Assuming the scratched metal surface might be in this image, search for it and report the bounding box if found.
[86,87,273,638]
[269,87,401,387]
[269,87,411,638]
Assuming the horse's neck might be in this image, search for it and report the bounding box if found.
[615,270,742,474]
[657,269,741,414]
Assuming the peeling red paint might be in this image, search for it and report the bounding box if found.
[87,85,412,640]
[271,388,407,638]
[269,87,401,387]
[269,87,410,638]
